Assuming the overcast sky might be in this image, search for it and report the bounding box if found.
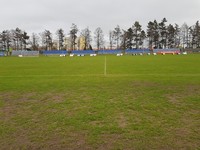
[0,0,199,36]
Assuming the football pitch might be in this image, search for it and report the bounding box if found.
[0,54,200,149]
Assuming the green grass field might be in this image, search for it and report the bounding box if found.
[0,54,200,149]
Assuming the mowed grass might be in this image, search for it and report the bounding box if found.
[0,54,200,149]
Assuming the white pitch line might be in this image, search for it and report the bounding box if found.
[0,74,200,78]
[104,56,107,76]
[0,74,104,78]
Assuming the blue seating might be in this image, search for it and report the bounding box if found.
[42,50,67,55]
[11,50,39,56]
[125,49,150,54]
[98,50,122,54]
[153,48,180,54]
[71,50,95,55]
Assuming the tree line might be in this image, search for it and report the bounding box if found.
[0,18,200,51]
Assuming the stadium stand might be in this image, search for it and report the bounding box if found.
[98,49,122,54]
[125,49,151,55]
[42,50,67,56]
[71,50,95,55]
[153,48,180,54]
[12,50,39,56]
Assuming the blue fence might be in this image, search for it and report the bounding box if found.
[125,49,150,54]
[42,50,67,55]
[42,49,151,55]
[30,48,182,57]
[12,50,39,56]
[71,50,95,55]
[153,48,180,53]
[98,50,122,54]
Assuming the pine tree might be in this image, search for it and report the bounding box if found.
[126,28,133,49]
[69,24,78,50]
[159,18,167,48]
[167,24,176,48]
[190,21,200,48]
[132,21,142,49]
[56,29,64,50]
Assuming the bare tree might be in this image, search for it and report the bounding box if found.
[174,24,181,48]
[40,30,52,50]
[94,27,104,50]
[81,27,92,50]
[109,31,115,49]
[180,23,190,48]
[30,33,40,50]
[113,25,122,49]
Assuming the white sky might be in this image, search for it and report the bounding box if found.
[0,0,200,36]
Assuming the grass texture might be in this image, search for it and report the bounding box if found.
[0,54,200,149]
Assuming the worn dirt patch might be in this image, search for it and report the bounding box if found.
[117,113,127,128]
[46,132,93,150]
[165,84,200,104]
[130,81,160,89]
[97,134,122,150]
[165,94,182,104]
